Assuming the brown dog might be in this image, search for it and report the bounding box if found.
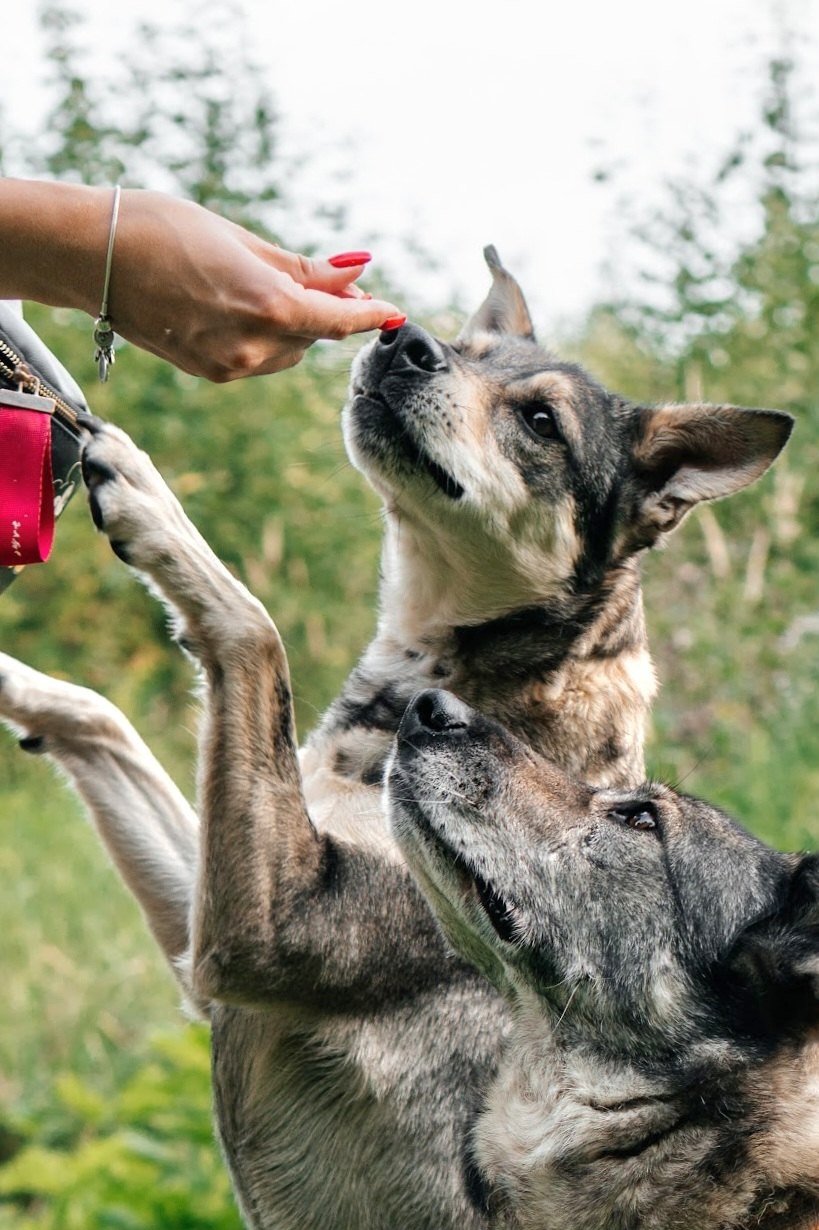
[390,689,819,1230]
[0,251,792,1228]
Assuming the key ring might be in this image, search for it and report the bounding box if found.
[93,184,121,382]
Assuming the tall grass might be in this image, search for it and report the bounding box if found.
[0,751,183,1114]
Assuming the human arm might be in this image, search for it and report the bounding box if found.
[0,179,405,380]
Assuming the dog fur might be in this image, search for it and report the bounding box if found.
[389,689,819,1230]
[0,251,792,1229]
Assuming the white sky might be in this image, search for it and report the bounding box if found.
[3,0,818,330]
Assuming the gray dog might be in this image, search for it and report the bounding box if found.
[390,689,819,1230]
[0,252,792,1228]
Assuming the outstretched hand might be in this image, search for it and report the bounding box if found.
[0,180,406,381]
[109,192,405,380]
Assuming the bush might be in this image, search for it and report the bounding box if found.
[0,1026,241,1229]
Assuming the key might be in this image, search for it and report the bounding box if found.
[93,316,116,383]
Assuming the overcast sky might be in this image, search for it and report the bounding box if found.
[3,0,818,330]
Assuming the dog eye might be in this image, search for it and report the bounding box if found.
[609,803,657,832]
[519,402,558,441]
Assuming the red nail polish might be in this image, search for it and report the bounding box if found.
[380,315,407,331]
[328,251,372,268]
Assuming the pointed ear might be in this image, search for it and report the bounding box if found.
[718,854,819,1038]
[632,403,793,540]
[457,245,535,344]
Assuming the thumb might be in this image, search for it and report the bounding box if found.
[289,286,407,341]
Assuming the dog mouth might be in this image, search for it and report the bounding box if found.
[352,389,465,501]
[462,858,521,945]
[402,797,521,943]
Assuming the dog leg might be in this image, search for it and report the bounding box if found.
[0,653,197,977]
[81,422,440,1010]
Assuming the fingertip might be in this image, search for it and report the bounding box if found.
[287,286,407,340]
[327,250,372,269]
[346,302,408,337]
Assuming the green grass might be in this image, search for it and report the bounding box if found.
[0,750,184,1116]
[0,734,243,1228]
[641,506,819,854]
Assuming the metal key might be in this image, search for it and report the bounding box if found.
[93,316,116,383]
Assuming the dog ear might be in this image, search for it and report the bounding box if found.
[717,854,819,1039]
[457,246,535,343]
[630,403,793,541]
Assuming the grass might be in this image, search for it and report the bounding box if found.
[0,747,184,1116]
[0,733,237,1228]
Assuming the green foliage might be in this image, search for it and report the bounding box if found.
[1,11,817,1226]
[0,750,180,1113]
[577,54,819,847]
[0,1027,241,1228]
[36,5,125,187]
[121,9,281,227]
[34,2,283,236]
[0,8,381,1219]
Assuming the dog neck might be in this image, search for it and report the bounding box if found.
[311,518,654,790]
[475,1011,819,1230]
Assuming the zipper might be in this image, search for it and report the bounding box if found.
[0,336,80,427]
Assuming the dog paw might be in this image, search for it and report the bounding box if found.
[0,654,57,750]
[0,653,125,751]
[81,422,187,570]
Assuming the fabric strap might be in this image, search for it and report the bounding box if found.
[0,401,55,565]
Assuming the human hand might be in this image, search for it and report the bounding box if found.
[108,191,405,380]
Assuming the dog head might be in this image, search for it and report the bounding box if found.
[344,248,792,616]
[388,689,819,1054]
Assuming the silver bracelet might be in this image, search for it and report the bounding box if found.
[93,184,121,383]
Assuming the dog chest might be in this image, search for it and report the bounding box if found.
[210,989,503,1230]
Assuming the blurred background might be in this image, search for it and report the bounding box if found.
[0,0,817,1224]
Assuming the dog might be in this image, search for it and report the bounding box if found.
[389,688,819,1230]
[0,250,792,1229]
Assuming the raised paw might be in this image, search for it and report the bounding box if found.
[81,423,274,655]
[81,421,192,571]
[0,652,123,753]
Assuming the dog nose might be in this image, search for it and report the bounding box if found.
[399,689,473,744]
[377,323,448,375]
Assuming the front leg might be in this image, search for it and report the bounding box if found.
[0,652,198,979]
[81,422,446,1011]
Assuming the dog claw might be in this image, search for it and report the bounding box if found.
[82,451,122,532]
[81,452,119,492]
[19,734,46,754]
[110,540,133,565]
[87,490,106,532]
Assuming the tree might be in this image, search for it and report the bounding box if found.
[576,51,819,849]
[0,12,377,1223]
[31,1,283,235]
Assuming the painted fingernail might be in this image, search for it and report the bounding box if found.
[380,315,407,331]
[328,251,372,268]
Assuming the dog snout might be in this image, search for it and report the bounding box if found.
[376,324,449,377]
[398,689,473,751]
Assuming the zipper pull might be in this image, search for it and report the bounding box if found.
[2,371,56,414]
[1,388,56,413]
